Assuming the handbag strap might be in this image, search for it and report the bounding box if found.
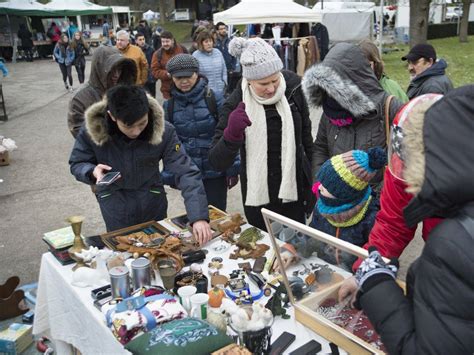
[384,95,395,146]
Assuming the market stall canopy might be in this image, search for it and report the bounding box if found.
[213,0,319,25]
[312,1,375,42]
[0,0,55,16]
[42,0,112,16]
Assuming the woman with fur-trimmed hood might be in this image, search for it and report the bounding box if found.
[69,85,213,244]
[342,86,474,354]
[303,43,403,190]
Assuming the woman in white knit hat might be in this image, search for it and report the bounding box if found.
[209,37,314,230]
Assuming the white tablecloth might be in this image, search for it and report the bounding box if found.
[33,222,348,355]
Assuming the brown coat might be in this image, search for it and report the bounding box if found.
[117,44,148,86]
[151,44,188,99]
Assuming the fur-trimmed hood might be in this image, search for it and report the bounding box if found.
[402,86,474,227]
[302,43,385,118]
[84,94,165,146]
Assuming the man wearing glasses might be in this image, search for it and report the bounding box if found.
[402,43,453,99]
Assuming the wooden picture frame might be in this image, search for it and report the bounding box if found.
[100,220,170,251]
[261,208,401,354]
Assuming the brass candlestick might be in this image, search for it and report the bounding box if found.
[66,216,87,271]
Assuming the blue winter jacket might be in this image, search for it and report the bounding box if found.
[69,94,209,232]
[192,49,227,96]
[54,43,75,66]
[162,78,239,183]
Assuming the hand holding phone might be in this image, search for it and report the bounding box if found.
[97,171,121,185]
[93,164,112,182]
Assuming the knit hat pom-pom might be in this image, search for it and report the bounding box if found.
[229,37,247,57]
[368,147,387,170]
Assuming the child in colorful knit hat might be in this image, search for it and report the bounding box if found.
[309,147,386,270]
[275,147,386,272]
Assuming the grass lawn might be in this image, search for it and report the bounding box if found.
[152,21,193,44]
[383,35,474,90]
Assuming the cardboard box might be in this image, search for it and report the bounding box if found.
[0,323,33,355]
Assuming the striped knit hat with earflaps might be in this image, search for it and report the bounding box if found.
[317,147,386,227]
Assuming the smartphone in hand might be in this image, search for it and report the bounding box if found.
[97,171,121,185]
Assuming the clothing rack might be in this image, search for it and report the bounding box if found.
[262,35,315,42]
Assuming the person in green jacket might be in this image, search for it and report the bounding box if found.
[359,40,408,103]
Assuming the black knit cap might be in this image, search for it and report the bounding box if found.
[166,54,199,78]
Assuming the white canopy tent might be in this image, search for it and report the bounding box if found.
[213,0,319,25]
[312,1,375,42]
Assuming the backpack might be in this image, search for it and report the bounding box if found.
[166,85,218,123]
[47,26,55,39]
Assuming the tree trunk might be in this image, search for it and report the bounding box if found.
[409,0,431,47]
[159,0,166,25]
[459,0,471,42]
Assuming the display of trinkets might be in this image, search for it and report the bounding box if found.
[263,209,401,354]
[227,227,270,260]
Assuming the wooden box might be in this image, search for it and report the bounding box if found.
[261,208,402,354]
[0,151,9,166]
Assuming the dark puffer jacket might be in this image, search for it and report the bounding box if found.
[209,70,314,213]
[67,46,137,137]
[162,77,239,181]
[406,59,453,99]
[360,86,474,355]
[302,43,403,186]
[69,94,209,232]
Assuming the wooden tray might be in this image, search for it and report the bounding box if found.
[100,221,170,251]
[165,205,229,232]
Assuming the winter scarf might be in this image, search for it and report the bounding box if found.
[242,72,297,206]
[322,96,354,127]
[317,188,372,227]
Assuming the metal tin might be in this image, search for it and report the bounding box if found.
[109,266,130,299]
[131,257,151,290]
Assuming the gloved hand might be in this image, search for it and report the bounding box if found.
[226,176,239,189]
[223,102,252,142]
[354,246,399,309]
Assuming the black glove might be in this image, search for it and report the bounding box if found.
[354,247,399,309]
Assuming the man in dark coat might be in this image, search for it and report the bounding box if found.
[67,46,137,138]
[402,43,453,99]
[351,86,474,354]
[17,24,34,62]
[136,32,156,97]
[69,85,212,244]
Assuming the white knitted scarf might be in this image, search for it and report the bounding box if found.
[242,73,298,206]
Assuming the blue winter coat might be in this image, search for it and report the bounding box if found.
[54,43,75,66]
[215,35,236,72]
[69,94,209,232]
[162,78,239,183]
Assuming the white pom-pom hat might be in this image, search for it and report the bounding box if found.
[229,37,283,80]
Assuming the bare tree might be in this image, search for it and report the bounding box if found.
[409,0,431,47]
[459,0,472,42]
[159,0,166,25]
